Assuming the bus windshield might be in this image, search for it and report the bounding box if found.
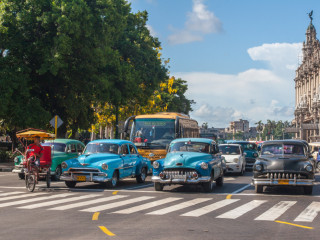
[131,119,175,148]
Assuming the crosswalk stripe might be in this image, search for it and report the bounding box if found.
[48,195,128,210]
[0,192,25,197]
[147,198,212,215]
[18,194,102,209]
[0,193,47,202]
[216,200,267,219]
[294,202,320,222]
[255,201,297,221]
[0,193,74,208]
[113,197,182,214]
[80,196,155,212]
[181,199,240,217]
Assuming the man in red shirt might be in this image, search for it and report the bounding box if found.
[26,136,43,166]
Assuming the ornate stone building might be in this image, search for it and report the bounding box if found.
[293,14,320,142]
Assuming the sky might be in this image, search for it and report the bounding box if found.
[128,0,320,128]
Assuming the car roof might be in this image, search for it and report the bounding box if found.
[219,144,241,147]
[87,139,133,145]
[171,138,215,144]
[44,139,84,145]
[262,140,305,146]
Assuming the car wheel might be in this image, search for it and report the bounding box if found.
[154,182,164,191]
[203,173,214,192]
[304,186,313,195]
[255,184,263,193]
[216,175,224,187]
[18,173,25,180]
[317,162,320,172]
[136,167,147,183]
[65,181,76,188]
[52,165,62,181]
[46,170,51,188]
[107,171,119,188]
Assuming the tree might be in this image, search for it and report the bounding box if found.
[202,122,209,129]
[255,120,264,141]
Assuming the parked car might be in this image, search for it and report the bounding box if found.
[252,140,315,194]
[12,139,85,180]
[231,141,258,170]
[60,139,151,188]
[152,138,224,192]
[219,144,246,175]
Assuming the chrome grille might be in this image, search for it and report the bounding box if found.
[162,169,198,179]
[69,168,100,173]
[266,172,306,179]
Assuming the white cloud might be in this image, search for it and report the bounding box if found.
[146,24,157,37]
[168,0,222,45]
[174,42,302,127]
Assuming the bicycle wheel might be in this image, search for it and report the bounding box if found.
[26,173,36,192]
[46,170,51,188]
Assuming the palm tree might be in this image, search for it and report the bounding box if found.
[255,120,264,141]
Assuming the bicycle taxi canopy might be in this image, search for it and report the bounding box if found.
[16,128,55,140]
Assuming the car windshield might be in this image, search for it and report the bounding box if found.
[84,143,119,154]
[168,141,210,153]
[130,118,175,148]
[42,143,66,152]
[219,145,240,155]
[261,144,305,155]
[235,142,257,151]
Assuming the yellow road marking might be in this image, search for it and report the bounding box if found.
[226,194,232,199]
[112,191,118,195]
[92,212,100,221]
[99,226,116,236]
[275,221,313,230]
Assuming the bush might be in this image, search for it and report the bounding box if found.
[0,150,12,162]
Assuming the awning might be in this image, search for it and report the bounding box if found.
[16,128,55,140]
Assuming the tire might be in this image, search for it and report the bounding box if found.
[136,167,147,183]
[65,181,76,188]
[154,182,164,191]
[203,173,214,192]
[18,173,25,180]
[216,175,224,187]
[239,165,245,176]
[107,171,119,188]
[46,170,51,188]
[52,165,62,181]
[25,174,36,192]
[255,184,263,193]
[304,186,313,195]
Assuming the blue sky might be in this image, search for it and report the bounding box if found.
[129,0,320,128]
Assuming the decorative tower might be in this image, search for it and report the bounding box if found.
[302,10,318,61]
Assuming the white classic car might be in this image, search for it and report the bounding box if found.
[219,144,246,175]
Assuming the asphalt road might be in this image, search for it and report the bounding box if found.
[1,171,320,240]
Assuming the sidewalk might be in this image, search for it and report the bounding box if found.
[0,162,14,172]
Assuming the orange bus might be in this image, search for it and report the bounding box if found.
[124,112,199,162]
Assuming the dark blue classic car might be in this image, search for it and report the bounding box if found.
[60,139,151,188]
[152,138,224,192]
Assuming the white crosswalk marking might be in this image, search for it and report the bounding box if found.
[181,199,240,217]
[0,192,24,197]
[147,198,212,215]
[0,193,47,202]
[113,197,182,214]
[216,200,267,219]
[0,193,75,208]
[294,202,320,222]
[49,195,128,210]
[80,196,155,213]
[18,194,102,209]
[255,201,297,221]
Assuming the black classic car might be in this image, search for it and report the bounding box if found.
[252,140,315,195]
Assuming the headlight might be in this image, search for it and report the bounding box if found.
[244,152,247,156]
[305,165,313,172]
[61,162,68,169]
[233,158,239,163]
[255,164,263,171]
[253,153,258,158]
[153,161,160,169]
[101,163,108,170]
[200,162,208,169]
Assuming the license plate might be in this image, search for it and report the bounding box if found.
[76,176,86,181]
[278,179,289,185]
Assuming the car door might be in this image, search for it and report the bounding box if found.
[240,146,246,168]
[67,143,78,159]
[120,144,132,177]
[128,144,139,175]
[211,143,222,178]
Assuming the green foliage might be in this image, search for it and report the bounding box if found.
[260,120,293,140]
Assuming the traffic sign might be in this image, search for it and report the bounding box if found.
[50,115,63,128]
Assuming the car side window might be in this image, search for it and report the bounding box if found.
[77,144,83,153]
[129,144,137,154]
[121,144,129,155]
[70,144,76,153]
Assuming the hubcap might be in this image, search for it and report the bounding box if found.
[112,177,117,186]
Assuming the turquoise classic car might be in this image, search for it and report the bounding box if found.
[12,139,85,180]
[152,138,224,192]
[60,139,151,188]
[231,141,258,170]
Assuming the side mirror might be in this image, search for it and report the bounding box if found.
[67,149,71,153]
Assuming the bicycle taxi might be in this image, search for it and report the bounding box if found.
[15,129,55,192]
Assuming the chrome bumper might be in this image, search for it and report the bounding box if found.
[152,176,211,184]
[226,163,242,173]
[60,172,110,183]
[252,178,314,186]
[12,167,24,174]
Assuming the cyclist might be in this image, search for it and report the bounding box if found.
[26,136,43,166]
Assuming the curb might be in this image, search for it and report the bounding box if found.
[0,168,14,172]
